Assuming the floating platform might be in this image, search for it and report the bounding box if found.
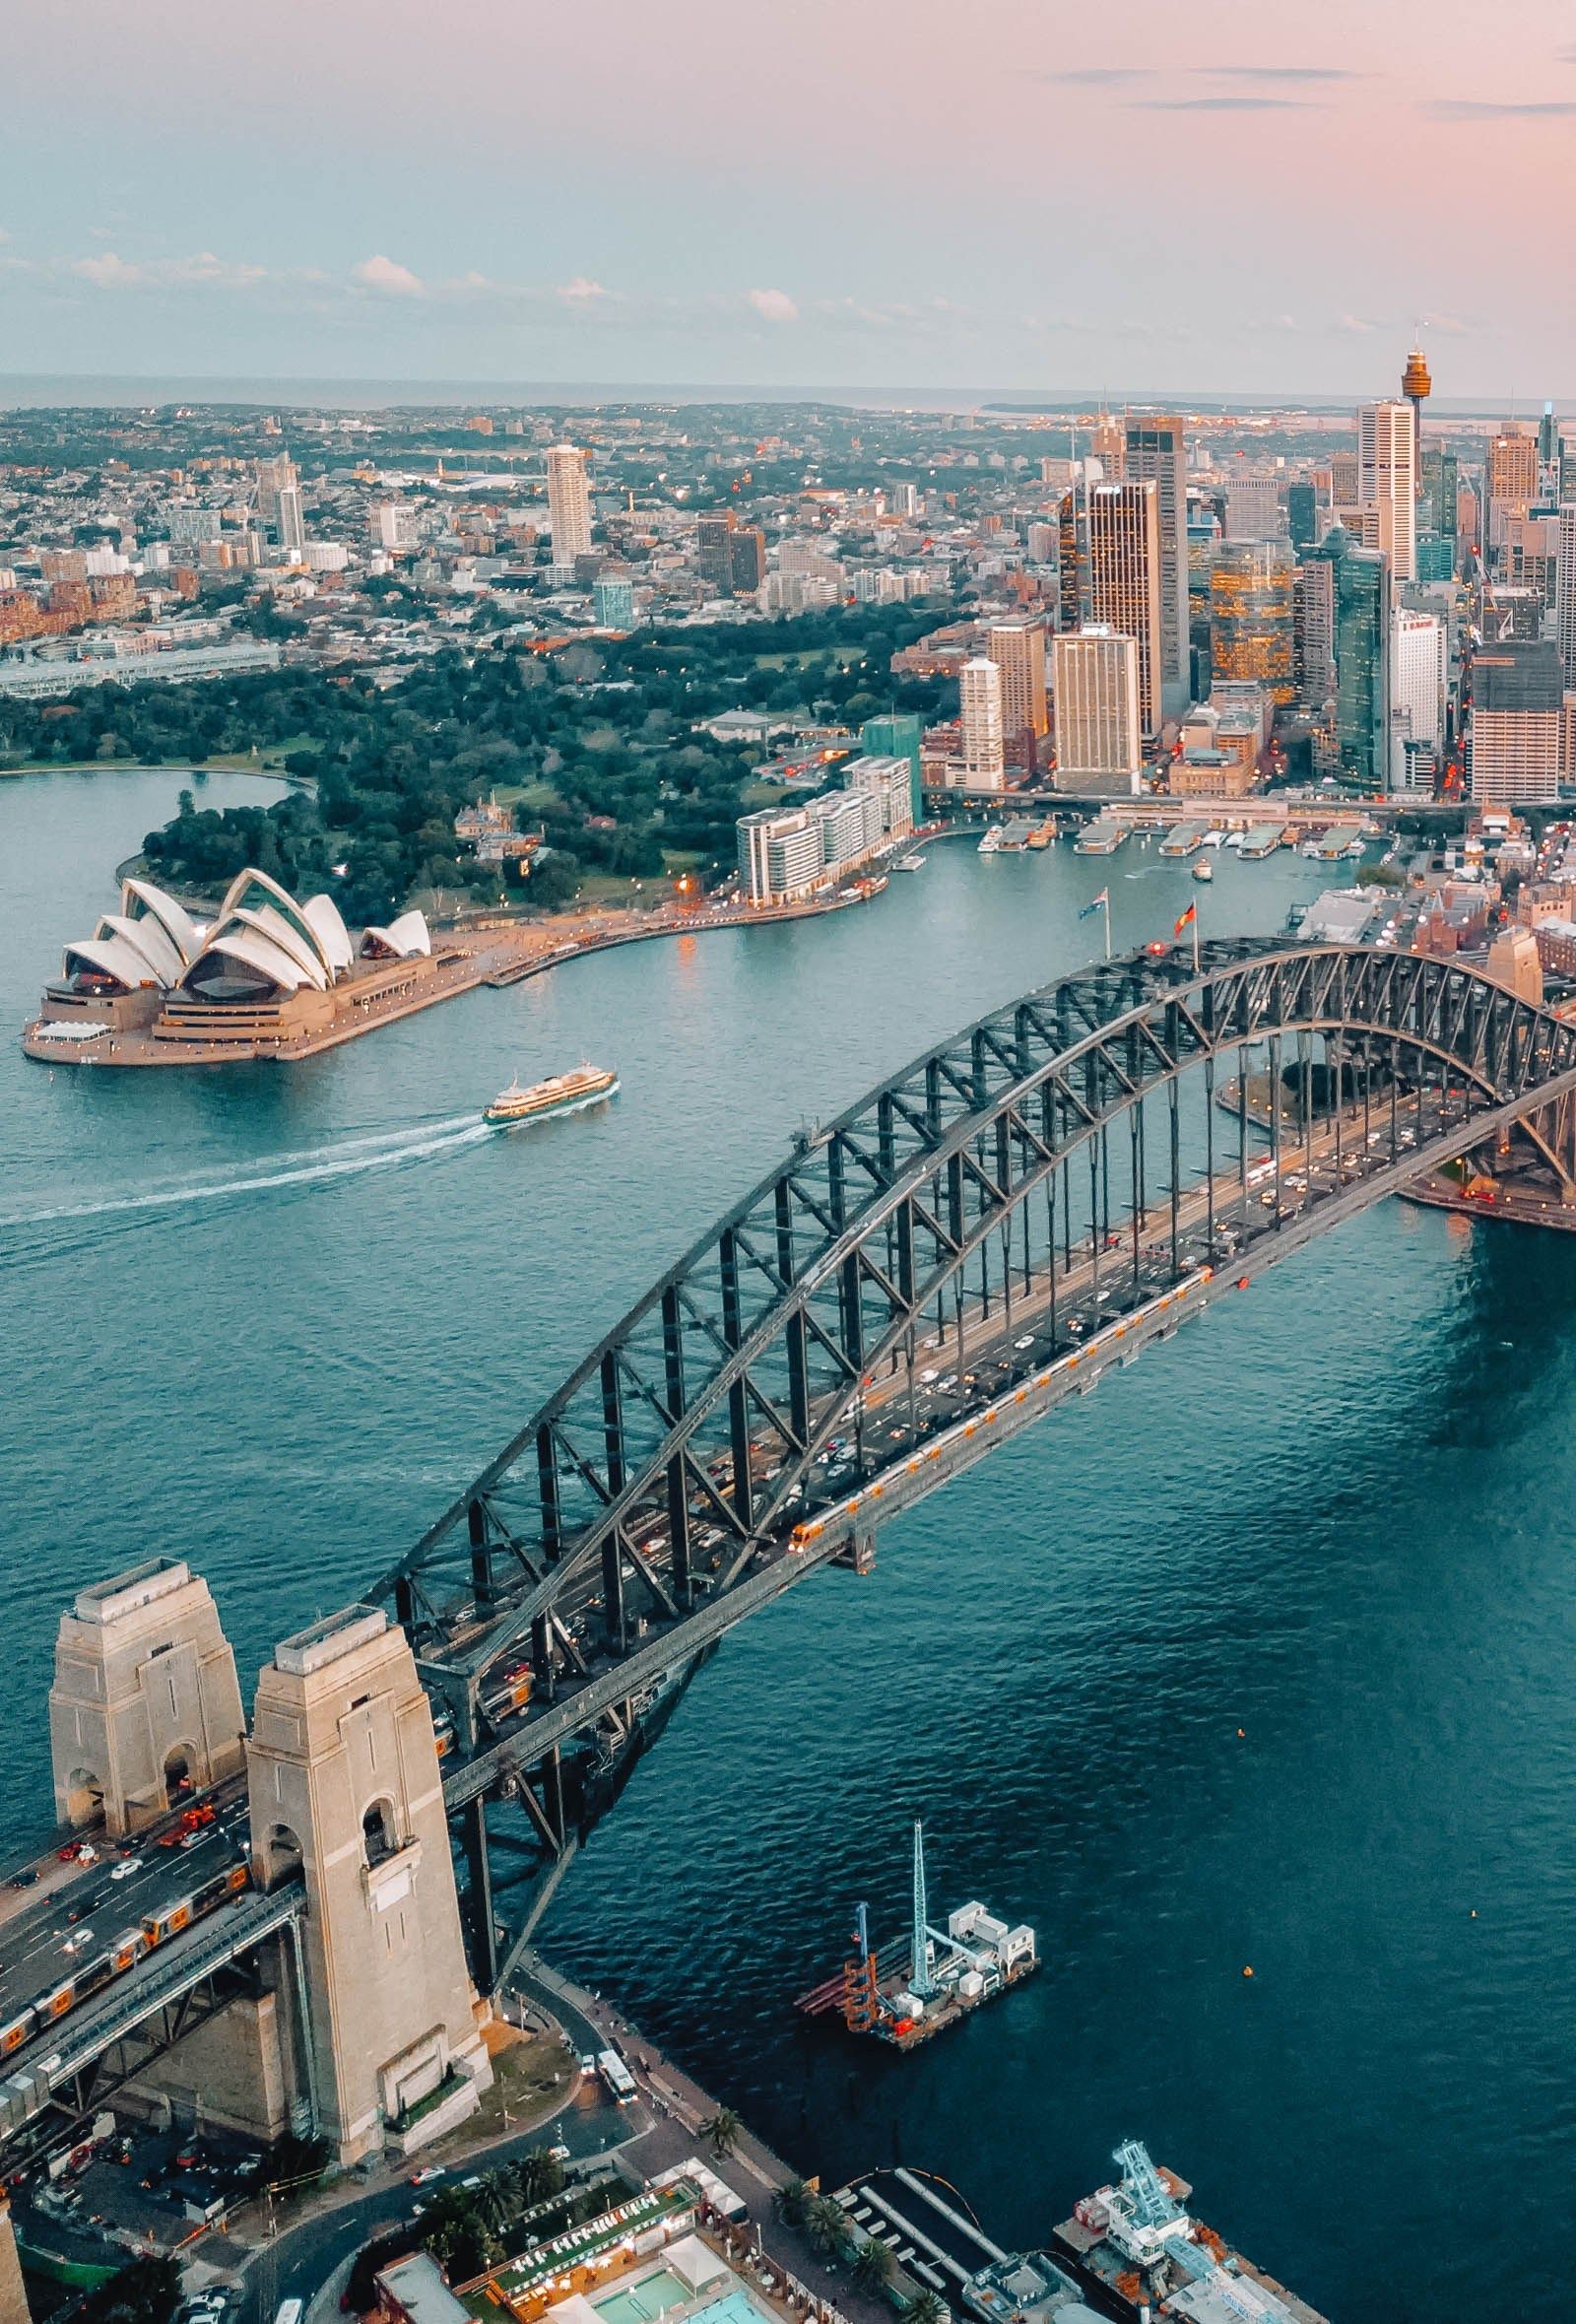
[794,1825,1037,2052]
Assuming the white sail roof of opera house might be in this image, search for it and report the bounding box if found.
[361,910,431,960]
[187,924,321,995]
[121,878,199,967]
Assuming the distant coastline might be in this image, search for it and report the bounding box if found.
[0,372,1536,419]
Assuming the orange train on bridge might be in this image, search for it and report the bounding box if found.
[0,1860,251,2058]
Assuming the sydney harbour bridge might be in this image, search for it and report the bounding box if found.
[382,935,1576,1986]
[8,935,1576,2164]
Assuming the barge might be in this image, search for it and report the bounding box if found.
[795,1821,1037,2051]
[1052,2142,1328,2324]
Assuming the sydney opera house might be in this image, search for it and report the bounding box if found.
[27,867,440,1062]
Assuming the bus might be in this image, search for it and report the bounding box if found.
[275,2300,303,2324]
[596,2048,637,2104]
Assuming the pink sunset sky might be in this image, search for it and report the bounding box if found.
[4,0,1576,395]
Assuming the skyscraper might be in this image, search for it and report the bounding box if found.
[1538,401,1562,507]
[1471,638,1561,803]
[1557,505,1576,691]
[1358,400,1416,582]
[958,656,1006,790]
[546,443,593,563]
[1210,543,1295,703]
[1487,426,1538,554]
[1086,480,1163,737]
[986,620,1049,745]
[1313,526,1391,789]
[1292,556,1336,709]
[1051,628,1142,793]
[1123,415,1188,711]
[1390,608,1443,787]
[1286,482,1318,550]
[275,482,305,560]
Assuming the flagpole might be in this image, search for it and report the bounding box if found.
[1192,896,1200,975]
[1102,892,1111,961]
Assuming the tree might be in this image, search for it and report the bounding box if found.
[515,2147,566,2208]
[805,2194,852,2257]
[904,2292,947,2324]
[853,2239,895,2294]
[774,2177,813,2228]
[702,2104,741,2159]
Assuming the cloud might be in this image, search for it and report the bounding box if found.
[1201,65,1361,81]
[747,287,799,323]
[1339,313,1380,334]
[1423,98,1576,118]
[72,252,148,288]
[352,252,425,296]
[1132,95,1317,110]
[1055,66,1152,83]
[558,276,609,301]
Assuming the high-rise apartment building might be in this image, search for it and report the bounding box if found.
[1086,481,1163,737]
[255,451,297,526]
[1210,542,1295,704]
[1471,638,1561,802]
[592,576,634,629]
[1123,415,1188,711]
[1358,400,1416,582]
[861,711,926,827]
[546,443,593,563]
[1051,628,1142,793]
[958,656,1006,790]
[986,620,1049,743]
[275,482,305,560]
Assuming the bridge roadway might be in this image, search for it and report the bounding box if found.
[0,1792,253,2061]
[12,942,1576,2109]
[428,1062,1547,1845]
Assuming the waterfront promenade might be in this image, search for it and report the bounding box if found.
[20,877,887,1068]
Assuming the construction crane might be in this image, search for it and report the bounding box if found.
[910,1819,937,1999]
[1113,2141,1181,2230]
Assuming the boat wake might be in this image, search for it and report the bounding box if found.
[0,1114,490,1234]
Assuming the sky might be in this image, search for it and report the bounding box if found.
[5,0,1576,400]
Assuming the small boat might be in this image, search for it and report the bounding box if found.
[1192,859,1214,883]
[486,1063,619,1128]
[977,826,1007,855]
[894,853,928,872]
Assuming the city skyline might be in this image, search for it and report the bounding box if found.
[7,0,1576,393]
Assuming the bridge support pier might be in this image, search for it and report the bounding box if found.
[48,1560,245,1835]
[246,1605,492,2163]
[835,1529,878,1575]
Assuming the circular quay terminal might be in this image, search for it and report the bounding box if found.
[7,8,1576,2324]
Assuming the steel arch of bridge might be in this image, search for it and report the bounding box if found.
[382,938,1576,1979]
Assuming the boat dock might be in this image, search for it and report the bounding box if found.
[1237,823,1284,858]
[1075,817,1126,855]
[1159,822,1210,858]
[794,1822,1037,2052]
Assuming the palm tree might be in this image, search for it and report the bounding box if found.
[852,2240,895,2295]
[703,2105,742,2159]
[904,2292,947,2324]
[775,2177,813,2228]
[805,2195,852,2259]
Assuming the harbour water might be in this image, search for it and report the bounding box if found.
[6,771,1576,2317]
